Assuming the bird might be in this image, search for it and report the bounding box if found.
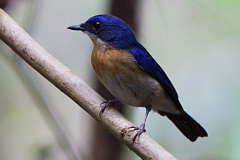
[67,15,208,142]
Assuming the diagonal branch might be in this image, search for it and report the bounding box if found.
[0,9,176,160]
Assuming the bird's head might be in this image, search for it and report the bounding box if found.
[68,15,138,49]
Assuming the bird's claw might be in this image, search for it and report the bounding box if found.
[129,123,146,142]
[100,99,118,115]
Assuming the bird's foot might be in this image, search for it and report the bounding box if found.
[129,123,146,142]
[100,99,118,115]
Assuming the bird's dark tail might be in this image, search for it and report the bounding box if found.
[159,111,208,142]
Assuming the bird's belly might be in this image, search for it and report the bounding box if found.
[102,74,153,106]
[97,72,179,114]
[100,71,179,114]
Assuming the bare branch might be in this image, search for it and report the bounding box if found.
[0,9,176,160]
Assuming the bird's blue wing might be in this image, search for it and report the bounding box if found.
[130,43,179,103]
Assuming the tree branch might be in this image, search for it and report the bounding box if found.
[0,9,176,160]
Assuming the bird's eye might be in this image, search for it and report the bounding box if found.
[92,21,102,30]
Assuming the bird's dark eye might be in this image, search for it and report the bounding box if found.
[92,21,102,30]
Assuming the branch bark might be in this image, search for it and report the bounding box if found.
[0,9,176,160]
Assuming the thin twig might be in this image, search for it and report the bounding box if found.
[0,9,176,160]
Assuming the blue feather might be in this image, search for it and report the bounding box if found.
[82,15,138,48]
[130,43,181,106]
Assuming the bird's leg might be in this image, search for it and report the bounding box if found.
[100,99,118,114]
[129,106,151,142]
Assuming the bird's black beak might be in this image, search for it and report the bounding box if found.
[67,23,86,31]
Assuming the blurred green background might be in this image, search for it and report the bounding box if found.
[0,0,240,160]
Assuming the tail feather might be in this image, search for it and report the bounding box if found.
[159,111,208,142]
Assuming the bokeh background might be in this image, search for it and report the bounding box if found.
[0,0,240,160]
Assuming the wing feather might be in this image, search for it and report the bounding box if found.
[130,43,182,109]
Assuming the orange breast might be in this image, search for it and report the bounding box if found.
[91,44,137,81]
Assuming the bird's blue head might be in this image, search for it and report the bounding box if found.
[68,15,138,49]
